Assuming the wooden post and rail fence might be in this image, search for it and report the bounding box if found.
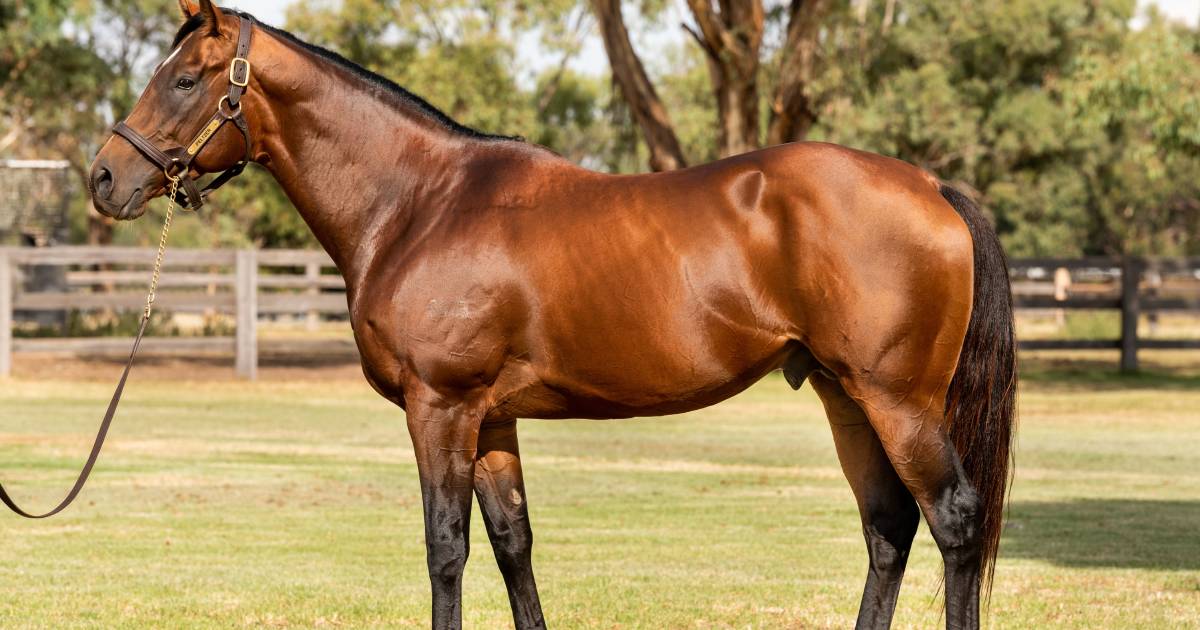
[1009,257,1200,371]
[0,247,1198,378]
[0,246,343,380]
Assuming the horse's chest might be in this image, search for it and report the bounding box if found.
[350,285,518,396]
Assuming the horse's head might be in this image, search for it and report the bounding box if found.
[90,0,255,219]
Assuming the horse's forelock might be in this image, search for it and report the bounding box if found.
[171,14,207,50]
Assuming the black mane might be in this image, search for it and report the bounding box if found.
[171,11,521,142]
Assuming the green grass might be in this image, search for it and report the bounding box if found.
[0,354,1197,628]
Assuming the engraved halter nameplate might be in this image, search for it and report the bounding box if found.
[188,118,224,156]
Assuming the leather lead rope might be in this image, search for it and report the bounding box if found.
[0,176,181,518]
[2,15,255,518]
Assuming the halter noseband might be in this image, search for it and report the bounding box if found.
[112,14,255,210]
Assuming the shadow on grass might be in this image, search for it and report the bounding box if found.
[1003,499,1200,570]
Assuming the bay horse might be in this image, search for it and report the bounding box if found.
[88,2,1017,628]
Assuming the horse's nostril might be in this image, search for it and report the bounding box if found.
[94,167,114,200]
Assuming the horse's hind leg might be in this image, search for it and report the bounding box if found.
[473,420,545,629]
[842,375,983,630]
[811,373,920,630]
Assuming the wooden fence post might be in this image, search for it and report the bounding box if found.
[0,251,12,378]
[1120,257,1142,373]
[1053,266,1071,328]
[235,249,258,379]
[305,261,320,332]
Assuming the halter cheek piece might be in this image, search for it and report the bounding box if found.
[112,14,255,210]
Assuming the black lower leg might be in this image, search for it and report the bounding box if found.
[474,420,545,629]
[422,471,474,630]
[856,497,920,630]
[927,474,983,630]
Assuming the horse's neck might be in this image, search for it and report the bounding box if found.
[250,36,475,284]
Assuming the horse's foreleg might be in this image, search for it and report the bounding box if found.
[474,419,545,629]
[812,373,920,630]
[407,399,484,630]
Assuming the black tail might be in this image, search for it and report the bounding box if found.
[939,184,1018,598]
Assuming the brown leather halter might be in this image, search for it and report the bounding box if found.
[112,14,255,210]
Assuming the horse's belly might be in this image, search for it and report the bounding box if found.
[501,298,795,420]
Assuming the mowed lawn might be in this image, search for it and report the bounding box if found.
[0,352,1197,628]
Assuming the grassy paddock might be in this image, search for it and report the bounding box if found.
[0,352,1197,628]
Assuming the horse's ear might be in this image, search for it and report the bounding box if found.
[201,0,223,34]
[179,0,223,34]
[178,0,200,19]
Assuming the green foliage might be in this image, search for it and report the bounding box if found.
[284,0,637,171]
[813,0,1199,257]
[287,0,532,138]
[534,70,612,167]
[3,0,1198,256]
[15,307,176,338]
[1,0,175,167]
[658,44,721,165]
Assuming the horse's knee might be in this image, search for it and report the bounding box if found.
[480,487,534,568]
[490,522,533,568]
[427,536,470,584]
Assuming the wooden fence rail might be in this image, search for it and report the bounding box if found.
[1,248,1198,378]
[0,246,343,379]
[1010,257,1200,371]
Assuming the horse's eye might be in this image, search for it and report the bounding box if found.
[176,77,196,91]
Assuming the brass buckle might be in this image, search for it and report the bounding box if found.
[229,57,250,87]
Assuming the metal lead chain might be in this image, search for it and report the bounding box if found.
[144,175,181,320]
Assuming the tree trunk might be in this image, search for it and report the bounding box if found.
[685,0,764,157]
[712,63,759,157]
[589,0,688,171]
[766,0,831,146]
